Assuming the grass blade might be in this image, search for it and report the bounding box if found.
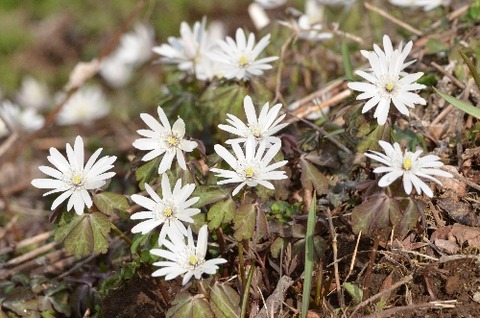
[458,49,480,92]
[301,193,316,318]
[240,264,254,318]
[342,38,354,81]
[434,87,480,119]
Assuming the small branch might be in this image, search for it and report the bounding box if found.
[110,224,132,247]
[326,208,345,309]
[364,2,422,36]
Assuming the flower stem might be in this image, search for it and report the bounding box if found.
[110,223,132,246]
[238,241,246,289]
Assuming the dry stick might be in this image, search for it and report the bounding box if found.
[350,274,414,318]
[1,0,147,166]
[0,230,53,256]
[344,230,361,283]
[364,2,422,36]
[325,208,345,310]
[362,236,380,302]
[361,300,457,318]
[0,249,66,280]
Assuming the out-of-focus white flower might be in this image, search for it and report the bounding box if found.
[248,3,271,30]
[0,100,44,135]
[208,28,278,81]
[347,35,426,125]
[16,76,51,110]
[365,140,453,197]
[31,136,117,215]
[294,14,333,42]
[211,136,288,196]
[153,18,216,81]
[130,173,200,245]
[65,59,101,91]
[100,23,155,87]
[315,0,354,6]
[150,225,227,285]
[132,106,198,174]
[56,85,111,126]
[255,0,287,9]
[389,0,450,11]
[218,95,288,147]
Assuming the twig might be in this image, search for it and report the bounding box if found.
[326,208,345,309]
[344,230,361,283]
[350,274,414,317]
[5,241,59,267]
[255,276,294,318]
[361,300,457,318]
[364,2,422,36]
[0,230,53,256]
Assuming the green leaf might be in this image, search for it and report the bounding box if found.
[458,49,480,92]
[233,203,256,241]
[435,88,480,119]
[166,292,213,318]
[93,192,130,219]
[209,283,241,318]
[192,186,229,208]
[357,123,391,153]
[135,157,160,190]
[344,282,363,304]
[425,38,449,55]
[54,212,111,257]
[299,158,328,194]
[351,193,402,236]
[397,198,425,237]
[207,198,236,230]
[342,38,354,81]
[301,194,316,318]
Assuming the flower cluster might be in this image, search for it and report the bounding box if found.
[153,18,278,81]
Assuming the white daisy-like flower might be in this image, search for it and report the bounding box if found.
[153,18,216,81]
[389,0,450,11]
[132,106,198,174]
[211,136,288,196]
[363,35,415,72]
[293,14,333,42]
[208,28,278,81]
[56,85,111,126]
[16,76,51,110]
[31,136,117,215]
[347,36,426,125]
[150,225,227,285]
[0,100,45,135]
[130,173,200,245]
[218,95,288,147]
[365,140,453,198]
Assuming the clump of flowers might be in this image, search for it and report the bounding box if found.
[348,35,426,125]
[365,140,453,197]
[132,106,198,174]
[0,100,45,136]
[31,136,117,215]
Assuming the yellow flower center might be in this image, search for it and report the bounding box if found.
[245,166,255,178]
[72,174,83,186]
[167,135,179,147]
[164,207,173,217]
[403,157,412,170]
[239,56,249,67]
[252,128,261,138]
[189,255,198,266]
[385,83,394,92]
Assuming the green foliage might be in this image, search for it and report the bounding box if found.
[425,38,449,55]
[435,88,480,119]
[135,158,160,190]
[397,198,425,237]
[99,262,140,298]
[54,212,111,258]
[207,198,236,230]
[344,282,363,305]
[458,49,480,91]
[192,185,229,208]
[392,126,426,151]
[357,123,391,153]
[93,192,130,220]
[233,203,256,241]
[167,282,241,318]
[467,0,480,21]
[301,195,316,318]
[299,157,329,195]
[270,201,302,223]
[351,193,402,236]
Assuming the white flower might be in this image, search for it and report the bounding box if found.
[315,0,355,5]
[0,100,44,135]
[389,0,450,11]
[363,35,415,72]
[255,0,287,9]
[100,24,155,88]
[132,106,198,174]
[293,15,333,42]
[31,136,117,215]
[365,140,453,198]
[153,18,216,81]
[150,225,227,285]
[211,136,288,196]
[130,174,200,245]
[347,36,426,125]
[16,76,51,110]
[218,95,288,147]
[56,85,111,126]
[208,28,278,81]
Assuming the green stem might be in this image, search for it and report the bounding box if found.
[240,264,255,318]
[238,242,246,289]
[110,223,132,246]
